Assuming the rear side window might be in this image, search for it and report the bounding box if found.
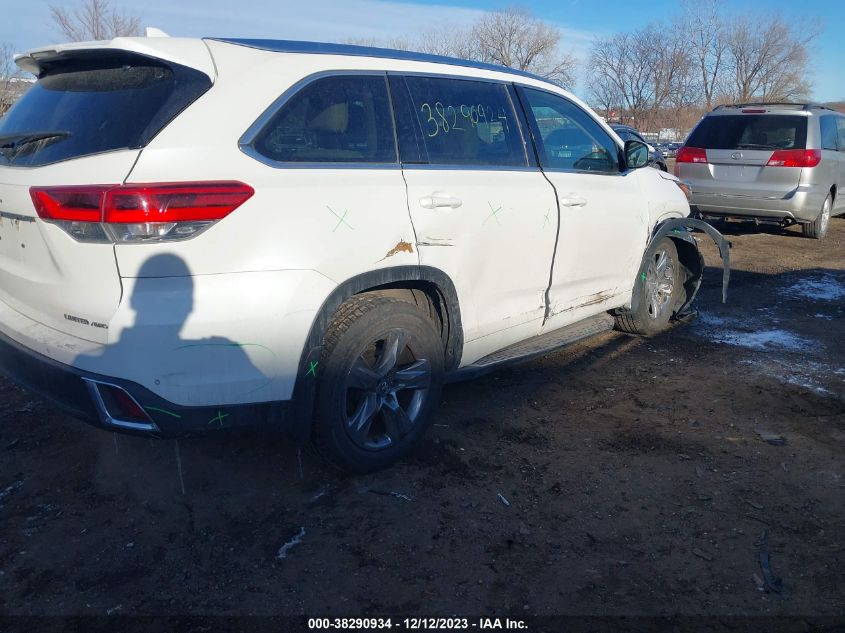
[252,75,396,164]
[686,115,808,150]
[837,119,845,152]
[521,87,619,173]
[0,52,211,167]
[820,116,839,151]
[400,76,526,167]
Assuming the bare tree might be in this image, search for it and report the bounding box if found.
[723,13,820,103]
[345,8,577,87]
[680,0,727,110]
[0,42,31,117]
[470,8,577,86]
[588,24,694,130]
[49,0,142,42]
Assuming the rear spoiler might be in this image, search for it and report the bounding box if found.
[15,37,216,79]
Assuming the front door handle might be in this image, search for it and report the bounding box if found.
[419,194,463,210]
[559,194,587,207]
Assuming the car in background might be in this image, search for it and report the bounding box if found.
[662,143,682,158]
[610,124,668,171]
[676,102,845,239]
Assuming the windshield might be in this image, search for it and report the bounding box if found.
[0,52,211,167]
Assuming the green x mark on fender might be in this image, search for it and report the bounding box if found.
[326,206,354,232]
[306,361,319,377]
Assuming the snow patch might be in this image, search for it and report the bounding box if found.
[707,328,809,351]
[276,527,306,560]
[784,274,845,302]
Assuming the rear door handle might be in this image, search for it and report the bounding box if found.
[419,194,463,210]
[559,194,587,207]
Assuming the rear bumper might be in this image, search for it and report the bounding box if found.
[689,185,826,223]
[0,328,292,437]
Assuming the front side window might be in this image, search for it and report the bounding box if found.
[521,88,619,173]
[252,75,396,163]
[401,76,526,167]
[820,115,839,151]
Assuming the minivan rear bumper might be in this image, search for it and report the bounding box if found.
[690,184,827,223]
[0,328,290,437]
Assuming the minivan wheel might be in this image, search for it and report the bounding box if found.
[312,294,444,473]
[614,238,680,336]
[802,194,831,239]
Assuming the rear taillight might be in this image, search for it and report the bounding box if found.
[675,147,708,164]
[30,182,254,243]
[766,149,821,168]
[674,146,708,176]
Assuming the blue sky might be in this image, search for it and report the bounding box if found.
[1,0,841,101]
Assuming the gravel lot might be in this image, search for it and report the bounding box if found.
[1,217,844,629]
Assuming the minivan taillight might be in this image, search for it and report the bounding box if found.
[675,147,708,164]
[766,149,821,168]
[30,182,254,243]
[674,146,708,176]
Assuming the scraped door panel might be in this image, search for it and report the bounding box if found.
[517,87,649,321]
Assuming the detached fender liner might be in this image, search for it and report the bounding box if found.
[629,218,730,317]
[0,329,290,437]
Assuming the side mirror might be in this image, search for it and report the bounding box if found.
[624,140,649,170]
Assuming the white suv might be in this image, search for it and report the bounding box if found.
[0,36,728,471]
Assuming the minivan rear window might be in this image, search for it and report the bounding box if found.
[686,115,807,151]
[0,52,211,167]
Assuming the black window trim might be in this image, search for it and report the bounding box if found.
[387,70,535,172]
[514,84,626,177]
[238,69,401,170]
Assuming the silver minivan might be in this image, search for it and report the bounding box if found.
[676,103,845,239]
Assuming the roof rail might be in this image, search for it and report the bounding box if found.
[713,102,834,112]
[208,38,561,88]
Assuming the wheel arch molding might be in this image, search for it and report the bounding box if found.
[629,218,731,318]
[288,265,463,440]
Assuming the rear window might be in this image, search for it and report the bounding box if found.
[686,115,807,151]
[400,76,526,167]
[0,52,211,167]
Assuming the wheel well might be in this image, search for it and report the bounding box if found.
[356,282,455,368]
[667,236,704,314]
[831,184,836,202]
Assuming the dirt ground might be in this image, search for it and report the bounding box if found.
[1,217,844,630]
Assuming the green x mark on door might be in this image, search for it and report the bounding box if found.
[484,202,503,226]
[326,206,354,232]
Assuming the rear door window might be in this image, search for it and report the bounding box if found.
[0,52,211,167]
[686,115,808,150]
[820,116,839,151]
[520,87,619,173]
[252,75,397,164]
[400,76,526,167]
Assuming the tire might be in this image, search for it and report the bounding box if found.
[614,238,681,336]
[802,194,831,239]
[311,293,444,473]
